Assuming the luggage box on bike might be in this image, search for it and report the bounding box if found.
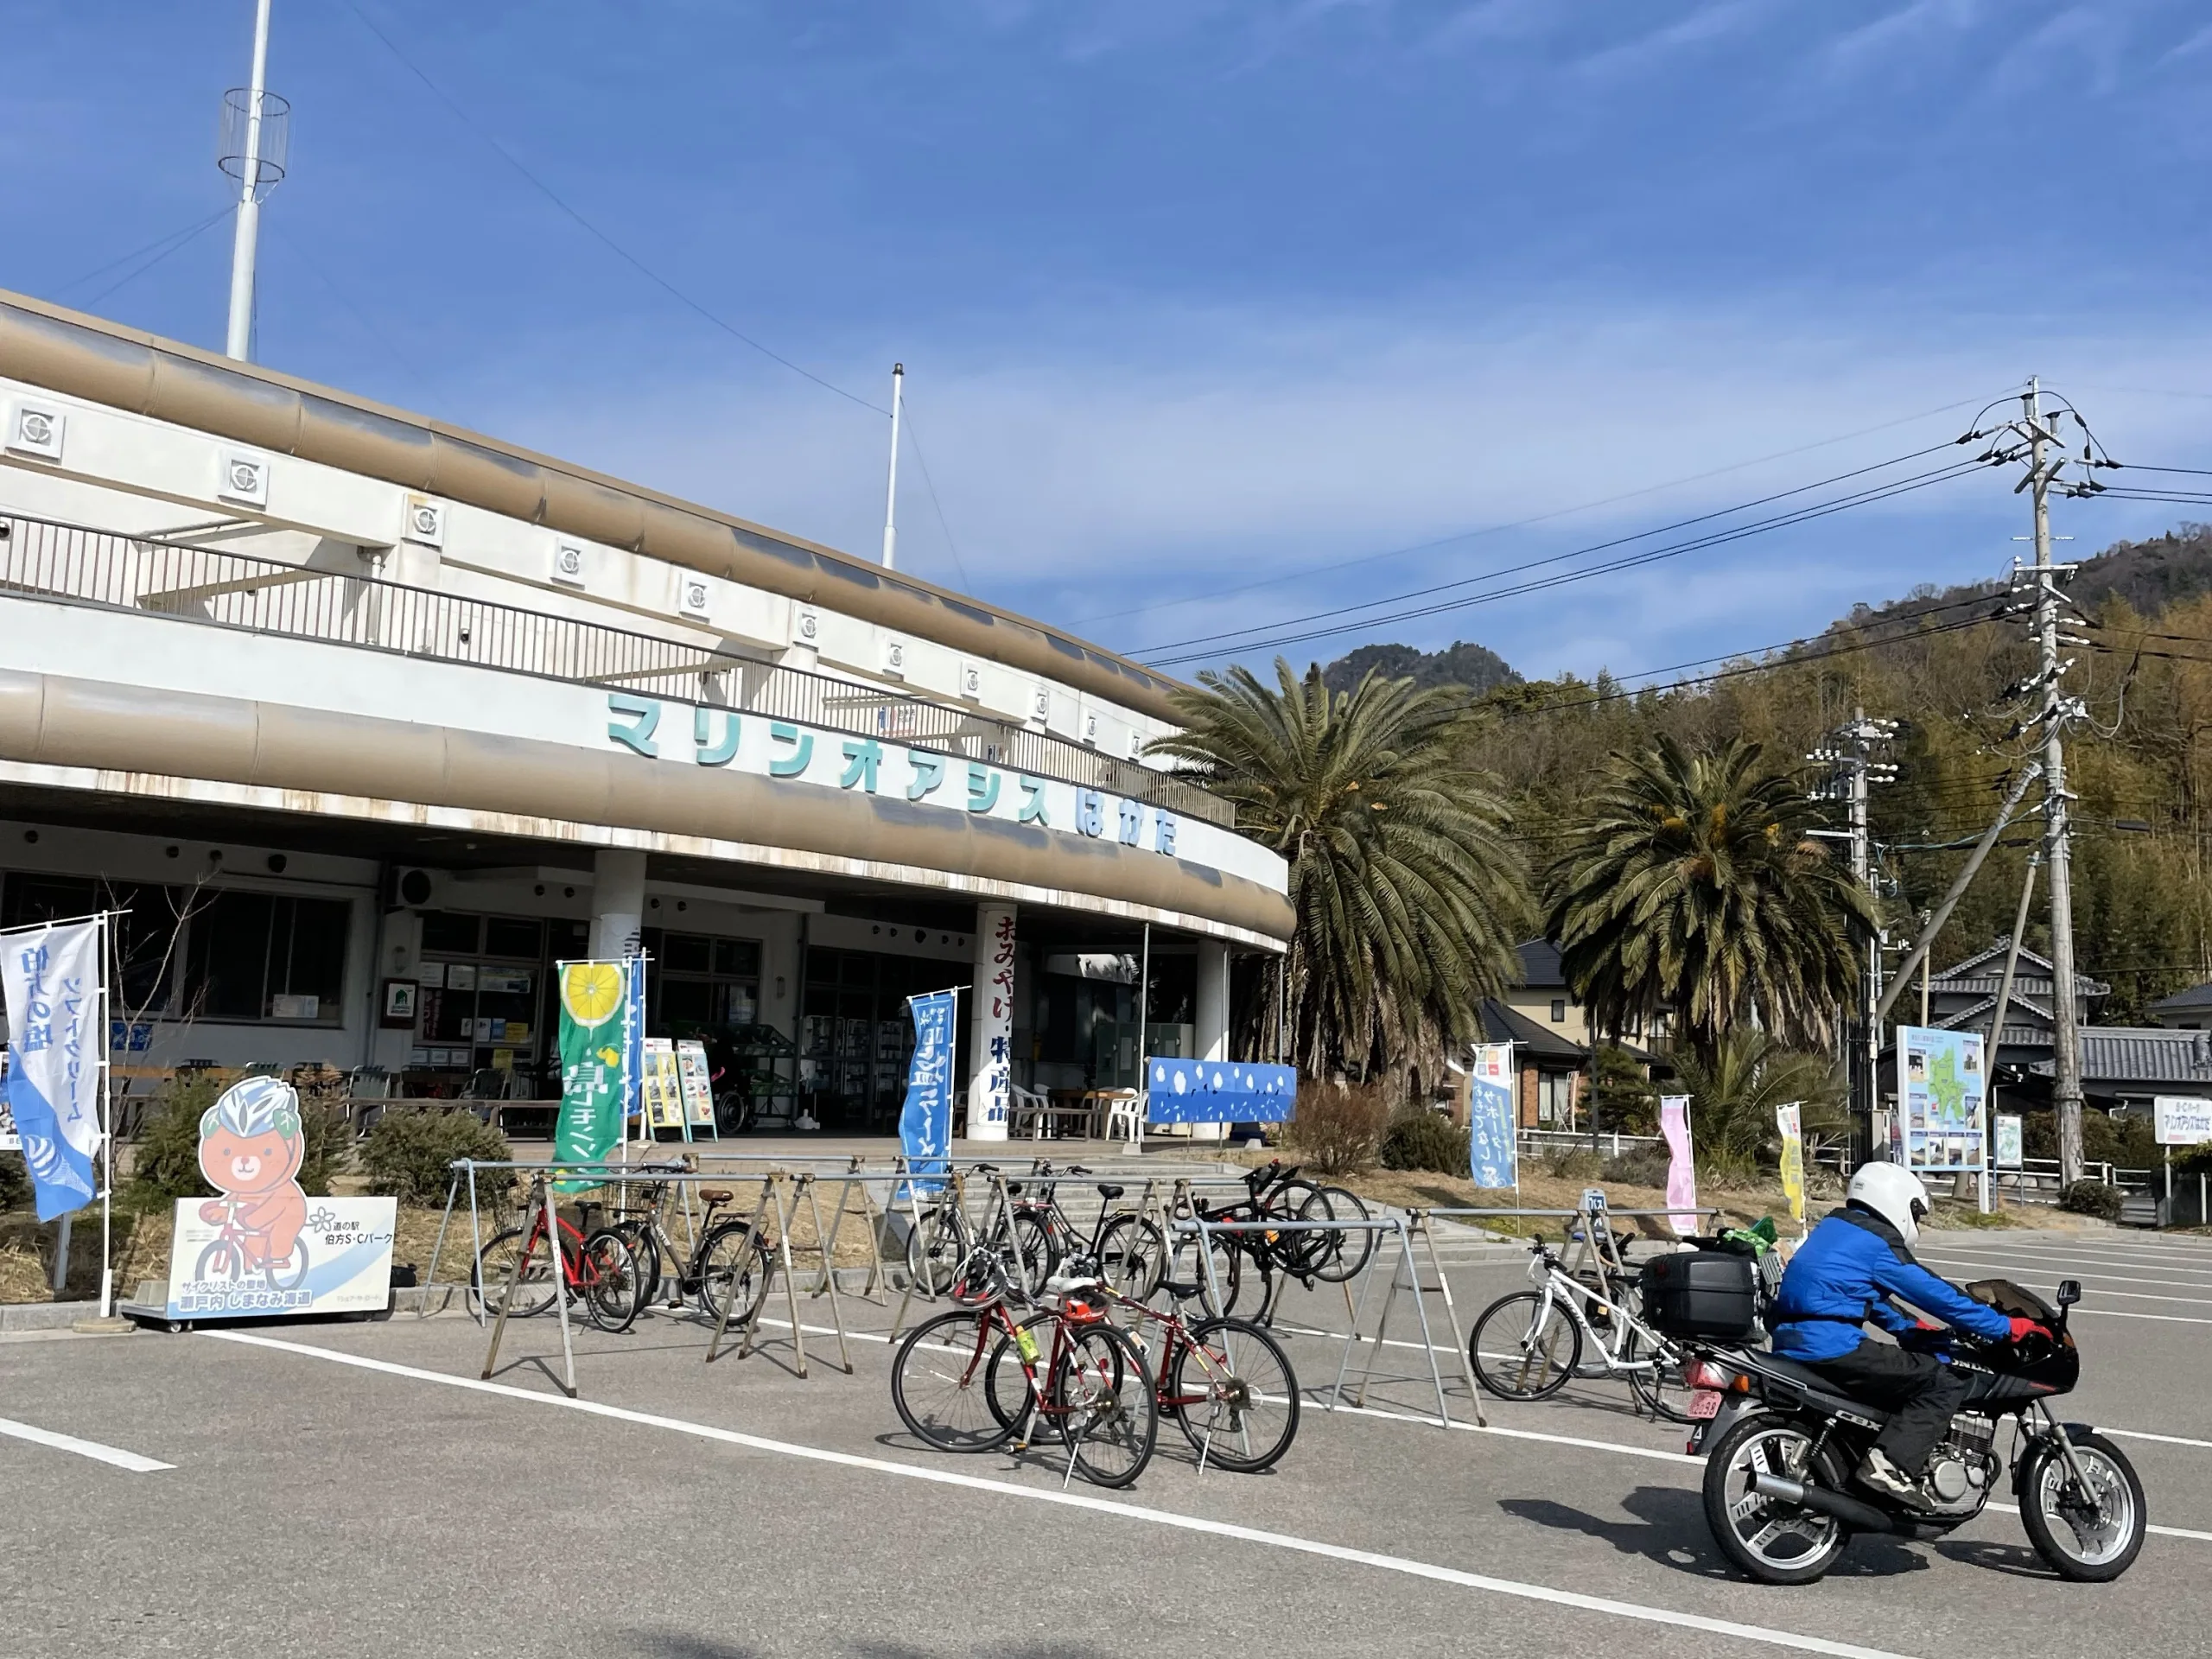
[1638,1249,1758,1341]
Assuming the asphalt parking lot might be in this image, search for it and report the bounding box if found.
[4,1224,2210,1658]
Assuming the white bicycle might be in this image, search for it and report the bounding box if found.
[1469,1231,1690,1423]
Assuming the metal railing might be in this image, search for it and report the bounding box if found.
[0,510,1234,825]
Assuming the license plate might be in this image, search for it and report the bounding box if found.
[1688,1389,1724,1421]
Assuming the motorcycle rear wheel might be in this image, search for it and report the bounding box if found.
[2018,1432,2146,1582]
[1702,1414,1849,1585]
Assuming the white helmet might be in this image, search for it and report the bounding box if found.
[1848,1161,1931,1243]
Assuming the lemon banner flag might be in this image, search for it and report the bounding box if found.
[1776,1102,1806,1231]
[555,959,630,1185]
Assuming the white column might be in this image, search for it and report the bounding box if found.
[589,849,646,961]
[969,902,1016,1141]
[1193,939,1231,1142]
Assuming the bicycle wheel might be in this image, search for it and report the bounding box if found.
[1171,1317,1300,1473]
[580,1228,644,1334]
[983,1309,1058,1433]
[906,1205,965,1297]
[1007,1211,1056,1297]
[1623,1327,1691,1424]
[1469,1289,1581,1401]
[696,1221,769,1332]
[470,1227,556,1319]
[613,1218,665,1306]
[1167,1224,1244,1316]
[893,1310,1019,1452]
[1050,1322,1158,1488]
[1096,1214,1166,1300]
[1316,1185,1376,1283]
[1269,1179,1332,1278]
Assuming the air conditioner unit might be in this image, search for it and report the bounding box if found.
[387,867,436,909]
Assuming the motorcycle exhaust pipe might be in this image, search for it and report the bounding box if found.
[1751,1471,1895,1534]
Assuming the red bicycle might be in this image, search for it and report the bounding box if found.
[890,1249,1159,1486]
[469,1197,645,1334]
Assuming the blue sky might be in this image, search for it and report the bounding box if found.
[5,2,2212,686]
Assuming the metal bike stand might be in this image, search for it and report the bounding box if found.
[763,1172,854,1375]
[810,1157,886,1304]
[1336,1218,1452,1427]
[888,1166,965,1339]
[421,1172,459,1321]
[1362,1208,1484,1427]
[707,1172,787,1367]
[480,1173,577,1398]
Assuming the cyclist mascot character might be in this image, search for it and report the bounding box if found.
[196,1075,310,1272]
[1769,1162,2044,1506]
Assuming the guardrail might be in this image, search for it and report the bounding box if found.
[0,510,1235,826]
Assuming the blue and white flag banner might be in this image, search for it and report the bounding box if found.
[1145,1058,1296,1124]
[899,991,958,1195]
[3,918,104,1222]
[1467,1041,1517,1191]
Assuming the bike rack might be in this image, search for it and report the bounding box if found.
[704,1169,855,1376]
[478,1173,581,1398]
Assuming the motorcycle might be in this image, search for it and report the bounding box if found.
[1684,1275,2147,1584]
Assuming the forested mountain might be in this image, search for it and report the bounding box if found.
[1315,521,2212,1022]
[1320,639,1520,696]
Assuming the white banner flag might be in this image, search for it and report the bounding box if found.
[3,919,104,1220]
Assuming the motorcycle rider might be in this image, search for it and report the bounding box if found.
[1770,1162,2041,1504]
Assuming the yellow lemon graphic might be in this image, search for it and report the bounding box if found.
[561,962,624,1027]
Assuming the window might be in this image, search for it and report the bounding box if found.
[1550,998,1567,1023]
[2,874,184,1015]
[645,929,762,1030]
[181,891,351,1023]
[1537,1070,1574,1125]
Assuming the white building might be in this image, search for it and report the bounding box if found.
[0,288,1289,1138]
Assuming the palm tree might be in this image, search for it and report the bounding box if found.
[1153,660,1527,1081]
[1545,734,1874,1057]
[1670,1029,1847,1181]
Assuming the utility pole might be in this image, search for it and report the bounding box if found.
[1968,378,2112,1185]
[219,0,289,362]
[880,363,905,569]
[1810,709,1896,1155]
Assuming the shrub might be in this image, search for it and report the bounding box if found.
[0,1149,28,1211]
[125,1074,348,1209]
[1541,1146,1601,1181]
[1379,1108,1467,1176]
[1284,1081,1391,1177]
[359,1109,512,1206]
[2057,1179,2124,1221]
[1600,1147,1672,1189]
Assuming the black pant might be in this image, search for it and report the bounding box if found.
[1806,1339,1968,1473]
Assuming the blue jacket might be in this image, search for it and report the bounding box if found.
[1770,1205,2013,1362]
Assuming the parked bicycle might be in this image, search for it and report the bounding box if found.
[470,1194,646,1335]
[1469,1232,1688,1422]
[891,1247,1159,1486]
[905,1164,1052,1297]
[988,1266,1300,1472]
[605,1169,773,1330]
[1003,1163,1168,1301]
[1166,1160,1338,1321]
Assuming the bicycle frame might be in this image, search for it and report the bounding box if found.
[1524,1250,1672,1379]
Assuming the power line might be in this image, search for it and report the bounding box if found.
[78,209,237,312]
[334,0,887,418]
[1068,393,2010,630]
[1132,442,1966,658]
[48,206,236,301]
[1142,459,1985,665]
[898,408,974,594]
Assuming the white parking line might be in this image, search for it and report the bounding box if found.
[0,1415,171,1472]
[204,1329,1913,1659]
[1917,1252,2212,1293]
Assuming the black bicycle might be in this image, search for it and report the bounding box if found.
[1005,1163,1169,1300]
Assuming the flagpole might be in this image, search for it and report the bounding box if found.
[99,912,114,1318]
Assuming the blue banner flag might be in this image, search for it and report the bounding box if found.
[3,919,105,1221]
[1467,1042,1517,1191]
[1145,1058,1296,1124]
[899,990,957,1193]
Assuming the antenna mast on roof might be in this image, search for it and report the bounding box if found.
[219,0,290,360]
[881,363,905,569]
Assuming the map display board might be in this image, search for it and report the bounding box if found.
[1898,1026,1986,1173]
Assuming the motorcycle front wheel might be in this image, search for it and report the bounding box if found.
[2018,1431,2146,1582]
[1702,1414,1849,1585]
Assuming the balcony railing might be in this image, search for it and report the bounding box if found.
[0,511,1234,826]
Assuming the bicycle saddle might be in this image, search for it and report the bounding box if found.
[1095,1184,1124,1201]
[1154,1278,1205,1302]
[699,1189,734,1205]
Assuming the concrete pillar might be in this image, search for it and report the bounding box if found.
[589,849,646,960]
[1193,939,1231,1142]
[969,902,1016,1141]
